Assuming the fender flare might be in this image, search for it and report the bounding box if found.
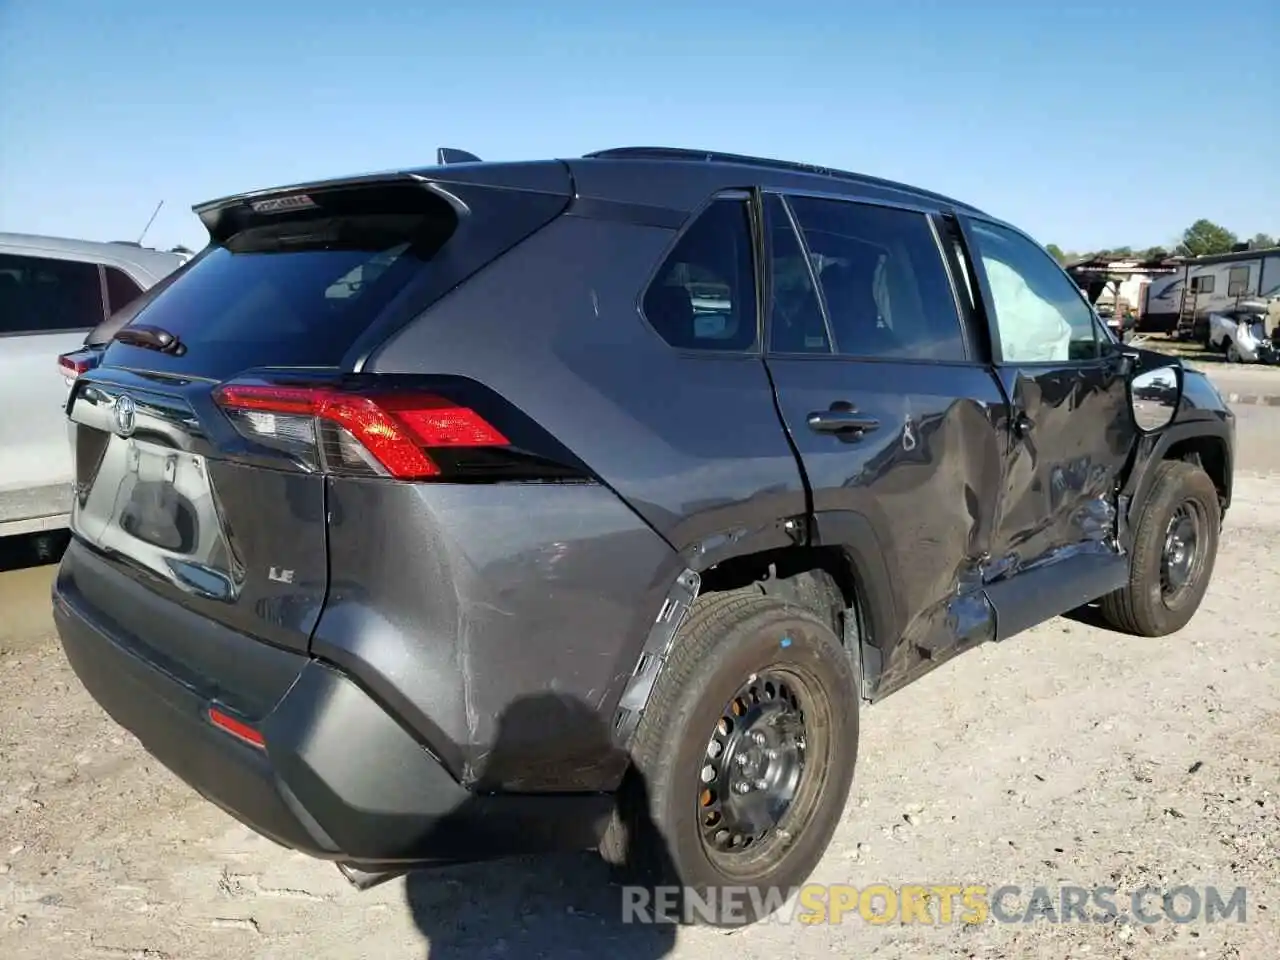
[1121,418,1233,542]
[807,509,904,694]
[610,507,905,747]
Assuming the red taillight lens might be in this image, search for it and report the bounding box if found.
[212,383,509,480]
[208,707,265,748]
[58,352,95,378]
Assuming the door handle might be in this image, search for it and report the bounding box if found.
[1012,411,1034,437]
[807,404,881,436]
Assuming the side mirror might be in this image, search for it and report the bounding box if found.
[1129,363,1182,432]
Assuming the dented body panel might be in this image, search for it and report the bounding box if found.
[767,358,1007,696]
[986,355,1134,579]
[313,477,683,791]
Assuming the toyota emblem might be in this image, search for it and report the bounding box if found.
[114,394,137,438]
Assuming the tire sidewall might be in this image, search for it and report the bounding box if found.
[1132,464,1220,632]
[654,607,858,914]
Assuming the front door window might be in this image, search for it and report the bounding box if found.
[966,221,1102,364]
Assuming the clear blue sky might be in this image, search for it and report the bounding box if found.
[2,0,1276,255]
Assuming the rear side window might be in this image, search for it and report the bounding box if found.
[0,253,105,334]
[104,266,145,314]
[642,197,758,352]
[787,196,967,362]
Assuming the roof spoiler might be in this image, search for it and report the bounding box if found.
[437,147,482,165]
[191,172,467,244]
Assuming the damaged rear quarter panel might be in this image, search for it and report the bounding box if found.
[310,477,685,793]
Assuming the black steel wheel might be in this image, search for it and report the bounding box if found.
[699,673,807,849]
[601,589,859,926]
[1160,499,1208,604]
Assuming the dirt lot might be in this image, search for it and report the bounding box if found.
[2,413,1278,958]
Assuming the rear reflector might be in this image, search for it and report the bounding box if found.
[212,383,509,480]
[208,707,266,748]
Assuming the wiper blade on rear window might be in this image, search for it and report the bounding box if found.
[113,324,187,356]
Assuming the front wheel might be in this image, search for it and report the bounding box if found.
[601,590,859,927]
[1100,460,1220,636]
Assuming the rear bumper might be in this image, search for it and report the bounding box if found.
[53,574,614,868]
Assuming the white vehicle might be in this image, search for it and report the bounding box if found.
[1206,301,1277,364]
[0,233,187,537]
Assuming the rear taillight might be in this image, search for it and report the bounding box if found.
[58,350,98,382]
[212,381,515,481]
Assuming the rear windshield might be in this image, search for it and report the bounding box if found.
[104,186,458,374]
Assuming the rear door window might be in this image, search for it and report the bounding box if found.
[0,253,105,334]
[785,196,968,362]
[765,194,831,354]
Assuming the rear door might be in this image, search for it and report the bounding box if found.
[0,251,107,529]
[761,191,1008,693]
[956,215,1136,578]
[65,172,573,655]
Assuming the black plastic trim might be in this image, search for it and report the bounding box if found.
[985,550,1128,642]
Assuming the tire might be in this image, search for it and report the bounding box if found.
[1100,460,1220,637]
[1226,342,1240,363]
[601,589,859,927]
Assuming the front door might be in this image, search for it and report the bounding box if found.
[956,216,1138,585]
[761,191,1008,696]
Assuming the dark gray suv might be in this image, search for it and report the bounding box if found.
[52,146,1234,926]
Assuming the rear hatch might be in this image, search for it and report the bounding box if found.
[65,168,572,655]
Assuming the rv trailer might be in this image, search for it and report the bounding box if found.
[1141,246,1280,339]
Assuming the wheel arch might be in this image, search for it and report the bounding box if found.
[1124,420,1232,544]
[612,509,902,748]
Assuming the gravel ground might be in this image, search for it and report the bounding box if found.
[2,452,1277,958]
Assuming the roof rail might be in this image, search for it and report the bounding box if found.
[582,146,973,211]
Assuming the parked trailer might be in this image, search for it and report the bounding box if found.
[1141,247,1280,338]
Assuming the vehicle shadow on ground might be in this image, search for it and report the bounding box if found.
[1062,601,1111,630]
[0,530,69,573]
[403,693,681,959]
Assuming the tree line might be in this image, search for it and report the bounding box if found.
[1046,220,1276,266]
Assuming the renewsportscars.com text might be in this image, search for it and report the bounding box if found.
[621,883,1249,926]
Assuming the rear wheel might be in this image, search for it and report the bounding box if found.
[602,590,859,926]
[1100,460,1220,636]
